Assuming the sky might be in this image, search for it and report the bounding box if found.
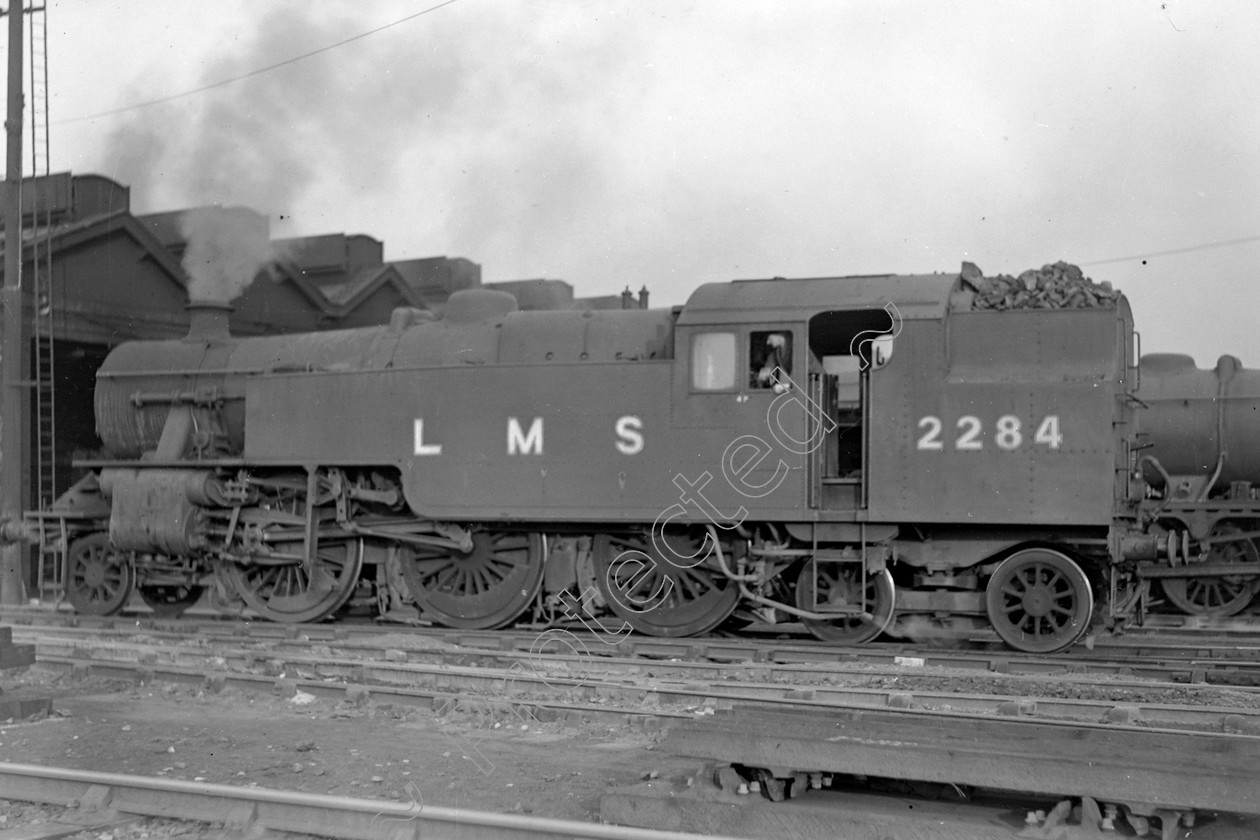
[17,0,1260,366]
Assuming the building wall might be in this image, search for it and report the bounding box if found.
[50,228,191,343]
[336,286,423,330]
[228,272,330,336]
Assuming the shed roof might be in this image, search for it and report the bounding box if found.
[318,264,421,313]
[677,272,961,325]
[1,207,189,284]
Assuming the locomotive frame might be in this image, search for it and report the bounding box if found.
[22,267,1260,652]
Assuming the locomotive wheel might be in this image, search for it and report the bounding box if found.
[985,548,1092,653]
[138,584,205,619]
[795,562,895,644]
[399,531,544,630]
[65,533,135,616]
[592,530,740,637]
[1162,524,1260,616]
[226,538,364,623]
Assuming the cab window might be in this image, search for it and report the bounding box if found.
[691,332,737,390]
[750,331,792,389]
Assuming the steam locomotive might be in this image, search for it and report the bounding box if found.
[28,265,1260,653]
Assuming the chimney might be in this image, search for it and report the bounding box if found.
[185,299,234,341]
[638,286,650,309]
[621,286,634,309]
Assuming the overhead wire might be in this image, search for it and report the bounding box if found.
[50,0,463,126]
[1080,234,1260,267]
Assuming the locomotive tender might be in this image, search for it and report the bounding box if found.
[32,265,1260,652]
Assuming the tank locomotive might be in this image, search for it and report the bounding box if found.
[29,264,1260,652]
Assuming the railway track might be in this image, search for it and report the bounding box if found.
[12,619,1260,735]
[9,605,1260,685]
[12,601,1260,649]
[7,605,1260,839]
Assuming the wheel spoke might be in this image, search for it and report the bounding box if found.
[676,568,703,600]
[473,566,493,596]
[432,564,461,591]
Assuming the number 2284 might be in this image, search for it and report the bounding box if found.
[916,415,1062,452]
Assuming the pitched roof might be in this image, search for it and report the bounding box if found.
[1,208,189,284]
[317,264,421,313]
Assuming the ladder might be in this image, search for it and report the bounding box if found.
[29,2,54,506]
[27,3,60,601]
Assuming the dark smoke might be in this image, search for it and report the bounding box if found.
[99,4,645,274]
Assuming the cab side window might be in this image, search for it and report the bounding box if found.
[750,331,792,389]
[691,332,737,391]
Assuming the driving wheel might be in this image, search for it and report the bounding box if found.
[399,531,545,629]
[592,529,740,637]
[226,537,364,623]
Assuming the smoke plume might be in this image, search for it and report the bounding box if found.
[97,3,651,288]
[178,207,286,304]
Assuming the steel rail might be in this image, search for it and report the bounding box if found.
[9,601,1260,653]
[22,624,1260,701]
[12,613,1260,685]
[0,762,739,840]
[9,607,1260,702]
[30,650,1260,735]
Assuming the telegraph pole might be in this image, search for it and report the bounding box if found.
[1,1,26,604]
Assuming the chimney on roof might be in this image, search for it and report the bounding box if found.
[638,286,650,309]
[621,286,634,309]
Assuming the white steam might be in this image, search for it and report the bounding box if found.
[178,207,285,303]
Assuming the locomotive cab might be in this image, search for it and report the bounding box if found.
[806,306,902,510]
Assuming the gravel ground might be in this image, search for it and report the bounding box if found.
[3,653,1258,839]
[0,664,696,827]
[848,670,1260,708]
